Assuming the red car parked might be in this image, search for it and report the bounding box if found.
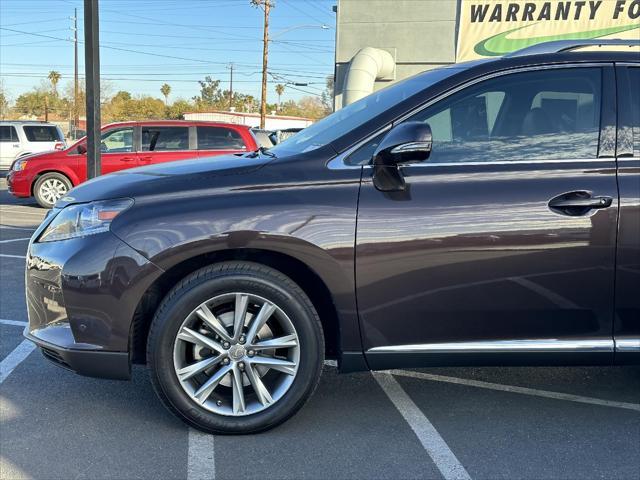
[7,120,258,208]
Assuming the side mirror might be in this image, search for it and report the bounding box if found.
[373,121,432,166]
[372,122,432,192]
[76,144,87,155]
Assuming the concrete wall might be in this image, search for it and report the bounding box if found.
[334,0,459,109]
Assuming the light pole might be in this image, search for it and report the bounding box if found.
[84,0,101,179]
[270,24,329,40]
[252,0,329,128]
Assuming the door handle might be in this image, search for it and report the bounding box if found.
[139,156,152,162]
[548,191,612,216]
[120,156,135,162]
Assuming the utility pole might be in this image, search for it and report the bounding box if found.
[259,0,271,129]
[228,63,234,110]
[73,8,79,134]
[84,0,101,179]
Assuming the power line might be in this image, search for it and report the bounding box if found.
[0,26,333,69]
[279,0,334,28]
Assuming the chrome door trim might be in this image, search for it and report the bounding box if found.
[367,339,614,354]
[394,158,614,168]
[614,338,640,352]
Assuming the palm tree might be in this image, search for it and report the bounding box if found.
[160,83,171,106]
[48,71,61,96]
[275,84,285,110]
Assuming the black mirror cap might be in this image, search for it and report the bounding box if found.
[76,144,87,155]
[373,121,432,166]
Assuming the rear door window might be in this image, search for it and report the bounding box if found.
[23,125,62,142]
[0,126,18,142]
[142,127,190,151]
[197,126,246,150]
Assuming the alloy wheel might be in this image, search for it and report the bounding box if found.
[173,292,300,416]
[39,178,68,205]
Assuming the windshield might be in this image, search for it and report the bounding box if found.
[269,67,460,156]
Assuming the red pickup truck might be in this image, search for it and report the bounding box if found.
[7,120,258,208]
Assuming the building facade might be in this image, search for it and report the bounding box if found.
[183,111,313,131]
[334,0,640,109]
[334,0,459,109]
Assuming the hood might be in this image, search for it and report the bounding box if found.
[17,149,63,162]
[56,153,272,207]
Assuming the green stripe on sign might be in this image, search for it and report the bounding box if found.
[474,23,640,56]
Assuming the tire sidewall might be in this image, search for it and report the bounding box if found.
[34,173,72,208]
[149,266,323,434]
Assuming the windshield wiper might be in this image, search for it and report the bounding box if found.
[248,146,276,158]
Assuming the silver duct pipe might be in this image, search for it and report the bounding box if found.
[342,47,395,106]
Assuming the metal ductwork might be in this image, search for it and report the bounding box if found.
[342,47,395,106]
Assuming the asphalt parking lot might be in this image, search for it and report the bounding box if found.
[1,175,639,480]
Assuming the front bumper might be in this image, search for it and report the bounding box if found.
[25,327,131,380]
[24,218,164,380]
[6,170,32,197]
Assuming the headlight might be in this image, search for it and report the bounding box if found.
[13,159,28,171]
[38,198,133,242]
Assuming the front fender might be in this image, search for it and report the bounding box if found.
[110,163,363,352]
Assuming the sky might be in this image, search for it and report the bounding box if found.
[0,0,336,105]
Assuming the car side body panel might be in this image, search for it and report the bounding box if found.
[614,65,640,363]
[109,150,364,357]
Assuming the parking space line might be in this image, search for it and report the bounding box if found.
[187,428,215,480]
[0,319,27,327]
[0,237,31,244]
[0,340,35,384]
[0,226,35,231]
[0,210,45,218]
[373,372,472,480]
[0,254,25,259]
[391,370,640,412]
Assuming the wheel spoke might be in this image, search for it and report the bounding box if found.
[233,294,249,341]
[231,363,246,414]
[174,292,300,416]
[244,362,273,406]
[193,364,232,403]
[251,333,298,351]
[246,302,276,343]
[177,326,226,354]
[176,355,224,381]
[249,356,297,375]
[195,304,232,343]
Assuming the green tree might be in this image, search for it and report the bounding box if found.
[166,99,194,119]
[194,76,224,106]
[48,71,62,96]
[14,90,49,117]
[0,82,9,119]
[321,76,334,114]
[160,83,171,105]
[275,84,285,109]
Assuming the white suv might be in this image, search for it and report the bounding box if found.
[0,121,66,170]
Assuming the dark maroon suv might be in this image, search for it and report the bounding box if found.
[24,41,640,433]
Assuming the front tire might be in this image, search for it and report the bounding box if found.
[147,261,324,434]
[33,172,72,208]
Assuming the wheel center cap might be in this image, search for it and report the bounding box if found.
[228,344,246,361]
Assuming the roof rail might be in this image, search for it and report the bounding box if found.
[506,39,640,57]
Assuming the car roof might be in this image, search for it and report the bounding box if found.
[103,120,251,130]
[0,121,60,126]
